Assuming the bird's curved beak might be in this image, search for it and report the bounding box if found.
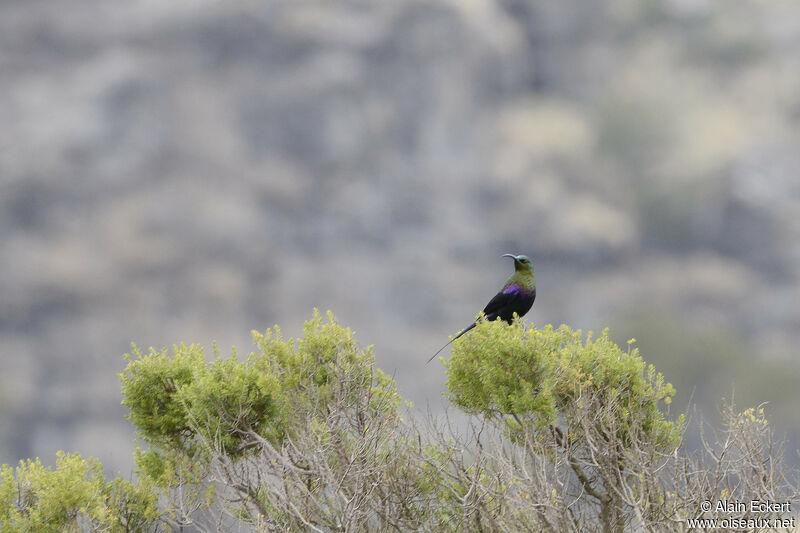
[501,253,518,261]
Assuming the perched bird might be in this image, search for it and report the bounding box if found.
[428,253,536,363]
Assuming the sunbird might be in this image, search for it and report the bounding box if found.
[428,253,536,363]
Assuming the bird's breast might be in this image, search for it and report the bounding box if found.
[502,283,520,295]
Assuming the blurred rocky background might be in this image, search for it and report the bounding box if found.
[1,0,799,474]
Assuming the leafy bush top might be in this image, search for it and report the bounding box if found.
[446,319,682,452]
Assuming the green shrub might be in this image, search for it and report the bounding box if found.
[0,451,158,532]
[3,312,793,532]
[447,319,681,450]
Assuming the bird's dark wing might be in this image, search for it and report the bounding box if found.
[481,289,523,321]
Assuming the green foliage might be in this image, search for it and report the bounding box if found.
[120,341,287,483]
[119,310,410,529]
[445,320,691,531]
[250,309,401,429]
[120,343,206,453]
[180,354,286,451]
[0,451,159,532]
[7,310,783,531]
[446,319,682,451]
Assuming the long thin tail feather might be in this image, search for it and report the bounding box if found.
[427,322,477,364]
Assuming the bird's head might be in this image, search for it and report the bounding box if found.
[502,253,533,272]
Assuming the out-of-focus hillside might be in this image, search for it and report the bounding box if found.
[1,0,799,473]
